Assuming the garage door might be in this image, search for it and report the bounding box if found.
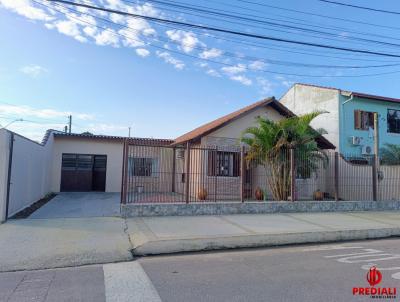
[60,154,107,192]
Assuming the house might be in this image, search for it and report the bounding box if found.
[120,97,333,203]
[280,83,400,157]
[0,97,334,221]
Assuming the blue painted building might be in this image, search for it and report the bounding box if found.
[280,83,400,157]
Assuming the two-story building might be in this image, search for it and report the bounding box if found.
[280,83,400,157]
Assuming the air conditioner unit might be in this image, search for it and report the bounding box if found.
[351,136,362,145]
[361,145,374,155]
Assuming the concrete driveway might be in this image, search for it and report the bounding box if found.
[29,192,121,219]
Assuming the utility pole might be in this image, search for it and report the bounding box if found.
[128,127,131,138]
[68,115,72,134]
[372,112,379,201]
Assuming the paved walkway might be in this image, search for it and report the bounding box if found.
[0,211,400,272]
[29,193,121,219]
[127,211,400,255]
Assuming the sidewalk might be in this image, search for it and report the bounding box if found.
[0,211,399,272]
[126,211,400,255]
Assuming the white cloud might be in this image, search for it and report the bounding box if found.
[136,48,150,57]
[221,64,246,75]
[257,77,273,95]
[0,0,53,21]
[274,75,294,88]
[249,60,267,71]
[95,29,119,47]
[230,75,252,86]
[199,48,222,59]
[206,69,221,77]
[83,26,97,37]
[53,19,87,43]
[156,51,184,69]
[166,29,201,53]
[20,65,48,78]
[0,104,94,120]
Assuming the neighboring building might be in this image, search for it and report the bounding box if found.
[0,97,334,219]
[280,83,400,157]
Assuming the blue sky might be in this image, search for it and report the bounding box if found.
[1,0,400,141]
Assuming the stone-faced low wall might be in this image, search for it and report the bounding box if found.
[121,200,400,217]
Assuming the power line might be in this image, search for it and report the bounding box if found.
[205,0,400,42]
[35,1,400,77]
[45,0,400,58]
[48,1,400,69]
[136,0,400,50]
[234,0,400,31]
[319,0,400,15]
[44,0,399,69]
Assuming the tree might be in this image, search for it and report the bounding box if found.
[380,143,400,165]
[241,112,328,201]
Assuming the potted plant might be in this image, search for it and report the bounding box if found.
[198,188,208,200]
[313,189,324,201]
[255,187,264,201]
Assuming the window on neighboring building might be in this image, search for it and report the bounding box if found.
[354,110,374,130]
[128,157,158,177]
[387,109,400,134]
[207,151,240,177]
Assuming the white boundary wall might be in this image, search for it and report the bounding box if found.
[0,129,10,222]
[0,129,54,220]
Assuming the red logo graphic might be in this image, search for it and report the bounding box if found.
[367,266,382,287]
[353,266,397,299]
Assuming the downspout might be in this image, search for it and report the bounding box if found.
[5,132,14,221]
[340,93,354,152]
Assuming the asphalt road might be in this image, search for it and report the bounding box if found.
[1,238,400,302]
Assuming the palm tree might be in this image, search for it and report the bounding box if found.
[380,144,400,165]
[241,111,328,201]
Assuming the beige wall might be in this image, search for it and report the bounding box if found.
[280,84,339,149]
[207,106,284,141]
[51,137,124,192]
[202,106,286,200]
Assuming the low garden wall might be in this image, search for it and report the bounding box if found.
[121,200,400,217]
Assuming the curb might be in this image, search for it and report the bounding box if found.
[131,227,400,256]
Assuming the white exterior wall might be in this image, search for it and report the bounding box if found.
[51,138,124,192]
[4,131,54,218]
[280,84,339,149]
[0,130,10,222]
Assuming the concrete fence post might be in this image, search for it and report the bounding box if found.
[185,142,191,204]
[240,146,245,203]
[372,155,378,202]
[334,152,339,201]
[290,148,296,202]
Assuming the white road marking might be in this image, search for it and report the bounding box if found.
[302,245,363,252]
[103,261,162,302]
[324,249,382,258]
[323,246,400,281]
[392,272,400,280]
